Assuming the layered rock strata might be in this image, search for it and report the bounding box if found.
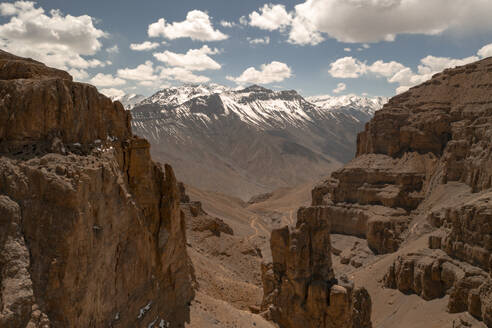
[383,248,492,325]
[0,51,194,327]
[374,57,492,325]
[312,57,492,255]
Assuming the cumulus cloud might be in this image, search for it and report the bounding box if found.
[148,10,228,41]
[159,67,210,83]
[68,68,89,81]
[344,48,351,52]
[332,82,346,93]
[247,0,492,45]
[249,4,292,31]
[478,43,492,58]
[226,61,292,85]
[417,55,479,75]
[117,61,158,81]
[0,1,107,70]
[130,41,159,51]
[368,60,406,77]
[328,57,367,78]
[153,45,221,71]
[290,0,492,44]
[100,88,125,99]
[248,36,270,45]
[328,50,483,94]
[90,73,126,87]
[288,6,324,45]
[106,45,119,54]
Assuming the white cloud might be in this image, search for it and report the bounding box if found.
[106,45,119,54]
[148,10,228,41]
[100,88,125,99]
[344,47,351,52]
[332,82,346,93]
[68,68,89,80]
[0,1,107,70]
[328,57,366,78]
[239,16,248,26]
[478,43,492,58]
[159,67,210,83]
[329,51,482,94]
[153,45,221,71]
[368,60,406,77]
[90,73,126,87]
[247,0,492,45]
[288,0,492,44]
[130,41,160,51]
[227,61,292,85]
[220,20,235,28]
[117,61,158,81]
[249,4,292,31]
[248,36,270,45]
[417,55,479,75]
[287,6,324,45]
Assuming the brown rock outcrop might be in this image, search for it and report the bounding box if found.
[262,206,372,328]
[428,191,492,273]
[383,248,492,325]
[375,57,492,326]
[311,150,436,254]
[311,57,492,256]
[0,51,194,327]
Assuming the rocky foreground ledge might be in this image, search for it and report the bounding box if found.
[0,50,194,327]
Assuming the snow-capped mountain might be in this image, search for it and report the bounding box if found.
[110,93,146,110]
[307,94,389,116]
[131,84,386,199]
[138,83,228,108]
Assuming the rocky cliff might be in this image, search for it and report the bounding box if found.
[309,57,492,325]
[312,57,492,254]
[261,206,372,328]
[0,50,194,327]
[262,56,492,327]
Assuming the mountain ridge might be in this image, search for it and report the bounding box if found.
[130,84,388,199]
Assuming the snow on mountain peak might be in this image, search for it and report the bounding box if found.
[132,84,387,130]
[306,94,388,115]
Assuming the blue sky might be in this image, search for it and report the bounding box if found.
[0,0,491,98]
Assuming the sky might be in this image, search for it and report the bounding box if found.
[0,0,491,99]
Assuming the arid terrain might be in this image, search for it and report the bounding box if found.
[1,49,491,328]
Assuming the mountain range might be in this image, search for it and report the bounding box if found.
[128,84,388,199]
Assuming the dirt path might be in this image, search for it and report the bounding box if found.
[248,216,270,241]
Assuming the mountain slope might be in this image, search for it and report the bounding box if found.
[131,84,387,199]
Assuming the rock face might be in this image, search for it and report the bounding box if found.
[312,57,492,255]
[264,57,492,327]
[369,57,492,325]
[0,51,194,327]
[383,248,492,325]
[262,206,372,328]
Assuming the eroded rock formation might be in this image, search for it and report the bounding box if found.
[262,206,372,328]
[312,57,492,256]
[372,57,492,324]
[0,51,194,327]
[263,56,492,327]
